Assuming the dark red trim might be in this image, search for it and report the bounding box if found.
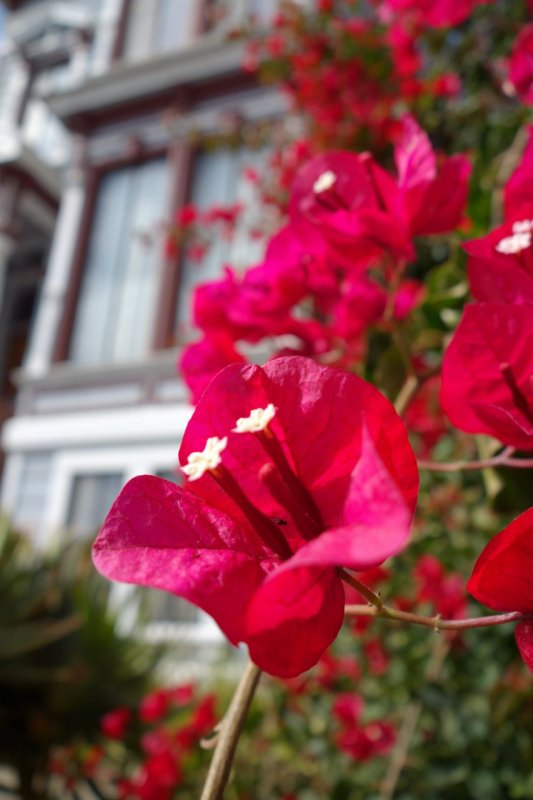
[51,168,97,363]
[152,140,193,350]
[112,0,132,63]
[52,144,170,363]
[62,69,256,134]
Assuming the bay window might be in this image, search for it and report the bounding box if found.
[69,158,169,365]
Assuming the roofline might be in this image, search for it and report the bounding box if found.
[47,38,250,131]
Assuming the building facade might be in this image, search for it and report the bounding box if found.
[0,0,284,645]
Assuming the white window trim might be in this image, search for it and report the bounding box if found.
[42,443,221,645]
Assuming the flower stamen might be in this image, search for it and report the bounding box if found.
[233,404,276,434]
[313,170,337,194]
[181,436,228,481]
[210,464,293,559]
[495,229,532,254]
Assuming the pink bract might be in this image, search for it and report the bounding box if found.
[394,115,471,237]
[383,0,493,28]
[289,150,412,267]
[509,23,533,105]
[467,507,533,673]
[440,303,533,450]
[504,127,533,216]
[465,206,533,305]
[93,357,418,677]
[179,334,246,405]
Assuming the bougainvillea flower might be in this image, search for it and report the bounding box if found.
[100,707,132,740]
[504,127,533,217]
[468,507,533,673]
[508,23,533,105]
[290,151,413,267]
[94,357,418,677]
[465,207,533,304]
[393,115,471,237]
[404,374,448,456]
[332,275,387,340]
[440,303,533,450]
[382,0,493,28]
[263,222,335,304]
[179,334,246,405]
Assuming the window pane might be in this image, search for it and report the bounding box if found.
[144,589,200,623]
[69,159,168,364]
[66,473,124,539]
[176,146,267,327]
[12,453,52,539]
[123,0,196,60]
[154,0,196,53]
[122,0,156,61]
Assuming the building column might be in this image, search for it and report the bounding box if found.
[0,230,17,308]
[24,154,88,377]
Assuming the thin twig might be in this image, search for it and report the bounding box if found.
[340,568,383,609]
[344,603,532,631]
[200,659,261,800]
[418,447,533,473]
[393,374,420,417]
[378,637,450,800]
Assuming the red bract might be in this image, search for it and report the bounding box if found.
[465,206,533,304]
[332,693,364,726]
[101,707,132,740]
[179,334,246,405]
[467,507,533,673]
[93,357,418,677]
[440,303,533,450]
[383,0,492,28]
[393,115,471,237]
[337,720,396,761]
[509,23,533,105]
[504,127,533,216]
[414,554,467,621]
[290,151,413,267]
[139,690,170,723]
[404,374,448,456]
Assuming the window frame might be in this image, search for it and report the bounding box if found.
[40,443,222,644]
[53,143,186,364]
[113,0,210,63]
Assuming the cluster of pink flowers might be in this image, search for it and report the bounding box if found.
[433,126,533,672]
[332,693,395,761]
[165,202,243,264]
[180,114,470,403]
[89,15,533,798]
[94,357,419,677]
[50,683,216,799]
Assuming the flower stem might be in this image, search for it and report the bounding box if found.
[393,374,420,417]
[417,446,533,472]
[344,603,532,630]
[200,659,261,800]
[340,569,383,609]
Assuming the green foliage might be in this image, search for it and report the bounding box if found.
[0,520,159,795]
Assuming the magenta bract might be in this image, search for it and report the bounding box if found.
[465,206,533,305]
[93,357,418,677]
[440,303,533,450]
[468,507,533,673]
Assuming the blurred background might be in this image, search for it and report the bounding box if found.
[0,0,532,798]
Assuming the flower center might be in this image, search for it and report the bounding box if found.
[181,406,325,559]
[181,436,228,481]
[313,170,337,194]
[311,169,348,213]
[495,221,533,255]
